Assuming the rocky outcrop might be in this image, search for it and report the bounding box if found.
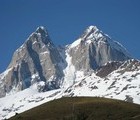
[96,61,122,77]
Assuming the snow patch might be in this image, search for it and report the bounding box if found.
[70,38,81,48]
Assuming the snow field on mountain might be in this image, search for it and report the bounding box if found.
[0,85,62,119]
[0,68,140,119]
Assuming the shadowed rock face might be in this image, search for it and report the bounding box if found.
[0,26,64,96]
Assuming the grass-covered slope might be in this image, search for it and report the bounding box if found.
[9,97,140,120]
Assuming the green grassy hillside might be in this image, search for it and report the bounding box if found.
[9,97,140,120]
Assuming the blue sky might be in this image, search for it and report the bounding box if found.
[0,0,140,72]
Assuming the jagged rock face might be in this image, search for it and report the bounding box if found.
[0,27,64,96]
[96,61,123,78]
[68,26,131,71]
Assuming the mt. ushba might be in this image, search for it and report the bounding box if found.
[0,25,140,119]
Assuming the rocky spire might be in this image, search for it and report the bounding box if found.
[0,26,64,97]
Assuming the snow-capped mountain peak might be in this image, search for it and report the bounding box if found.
[29,26,53,46]
[69,26,131,71]
[86,25,99,33]
[0,26,64,98]
[70,25,104,48]
[36,26,46,31]
[35,26,48,35]
[82,25,103,39]
[0,25,139,120]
